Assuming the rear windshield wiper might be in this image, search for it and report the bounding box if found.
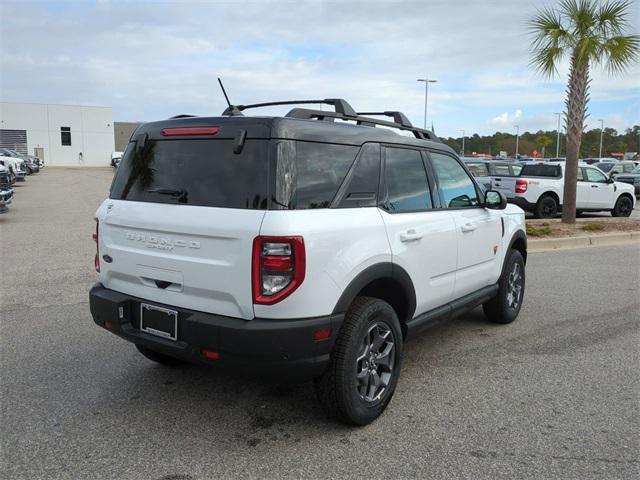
[146,188,188,203]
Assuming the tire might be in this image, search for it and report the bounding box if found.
[534,194,558,219]
[314,297,403,425]
[483,249,525,324]
[611,195,633,217]
[135,344,186,366]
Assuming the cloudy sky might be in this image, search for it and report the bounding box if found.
[1,0,638,137]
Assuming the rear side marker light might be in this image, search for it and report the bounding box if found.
[161,126,220,137]
[313,328,332,342]
[252,236,305,305]
[515,179,528,194]
[93,220,100,272]
[201,349,220,360]
[104,321,113,330]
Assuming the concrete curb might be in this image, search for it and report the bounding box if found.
[529,232,640,252]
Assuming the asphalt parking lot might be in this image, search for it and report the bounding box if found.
[1,168,639,480]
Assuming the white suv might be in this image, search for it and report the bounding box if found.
[90,99,527,425]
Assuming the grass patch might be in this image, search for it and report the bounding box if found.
[581,223,606,232]
[526,224,552,236]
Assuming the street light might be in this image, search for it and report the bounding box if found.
[554,112,562,157]
[514,124,520,159]
[417,78,438,129]
[460,129,465,156]
[598,119,604,158]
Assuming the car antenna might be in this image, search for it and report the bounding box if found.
[217,77,242,116]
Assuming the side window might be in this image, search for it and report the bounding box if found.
[336,143,381,208]
[429,152,480,208]
[489,164,512,176]
[586,168,608,183]
[384,147,432,211]
[623,163,634,173]
[466,162,489,177]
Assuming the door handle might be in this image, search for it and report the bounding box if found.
[461,223,477,233]
[591,185,598,188]
[400,229,423,242]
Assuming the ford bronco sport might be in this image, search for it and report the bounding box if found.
[90,98,527,425]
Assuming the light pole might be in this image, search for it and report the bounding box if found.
[417,78,438,129]
[460,129,465,156]
[514,125,520,159]
[554,112,562,157]
[598,119,604,158]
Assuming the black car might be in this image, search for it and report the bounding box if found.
[615,165,640,198]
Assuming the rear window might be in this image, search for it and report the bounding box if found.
[110,139,268,209]
[520,164,562,178]
[274,141,359,209]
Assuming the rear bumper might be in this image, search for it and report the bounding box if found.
[509,196,536,212]
[89,283,343,382]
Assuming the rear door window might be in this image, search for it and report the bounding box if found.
[488,164,512,176]
[383,147,432,211]
[110,139,269,209]
[466,162,489,176]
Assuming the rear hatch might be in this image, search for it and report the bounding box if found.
[488,163,521,199]
[98,119,271,319]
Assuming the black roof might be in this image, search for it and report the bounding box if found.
[133,98,453,155]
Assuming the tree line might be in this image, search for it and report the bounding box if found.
[443,125,640,158]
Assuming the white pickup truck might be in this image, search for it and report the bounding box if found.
[511,162,636,218]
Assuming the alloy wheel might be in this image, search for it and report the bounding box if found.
[506,262,523,310]
[356,322,396,403]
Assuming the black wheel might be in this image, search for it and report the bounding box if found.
[135,344,186,366]
[534,194,558,219]
[483,249,525,324]
[611,195,633,217]
[314,297,403,425]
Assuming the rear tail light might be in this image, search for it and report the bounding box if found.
[515,179,528,194]
[252,236,305,305]
[93,220,100,272]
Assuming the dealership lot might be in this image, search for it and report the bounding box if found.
[1,168,639,479]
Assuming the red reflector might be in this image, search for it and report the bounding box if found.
[313,328,332,341]
[161,127,220,137]
[262,255,292,270]
[104,321,113,330]
[200,349,220,360]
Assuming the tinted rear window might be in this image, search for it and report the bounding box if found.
[110,139,268,209]
[520,164,562,178]
[274,140,358,209]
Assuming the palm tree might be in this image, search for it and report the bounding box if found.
[536,134,553,157]
[529,0,638,223]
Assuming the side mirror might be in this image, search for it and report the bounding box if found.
[607,176,615,183]
[485,190,507,210]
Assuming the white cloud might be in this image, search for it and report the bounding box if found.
[491,109,523,128]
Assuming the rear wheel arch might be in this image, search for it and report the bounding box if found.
[507,230,527,265]
[332,263,416,338]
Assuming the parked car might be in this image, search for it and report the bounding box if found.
[461,158,491,191]
[89,98,528,425]
[595,160,637,177]
[0,164,14,213]
[1,148,40,174]
[0,155,26,182]
[511,162,635,218]
[110,151,123,168]
[614,164,640,198]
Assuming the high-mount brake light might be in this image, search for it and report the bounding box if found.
[252,236,305,305]
[161,126,220,137]
[515,179,528,194]
[93,220,100,272]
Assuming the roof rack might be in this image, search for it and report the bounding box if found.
[220,97,439,142]
[222,98,357,117]
[286,108,440,141]
[170,114,197,119]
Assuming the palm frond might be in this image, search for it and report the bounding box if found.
[560,0,597,36]
[601,34,640,74]
[596,0,632,36]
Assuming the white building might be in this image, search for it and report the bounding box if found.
[0,102,115,166]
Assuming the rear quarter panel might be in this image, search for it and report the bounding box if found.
[255,208,390,319]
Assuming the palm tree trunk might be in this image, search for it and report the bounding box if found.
[562,52,589,224]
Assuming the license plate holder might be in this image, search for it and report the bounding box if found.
[140,303,178,341]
